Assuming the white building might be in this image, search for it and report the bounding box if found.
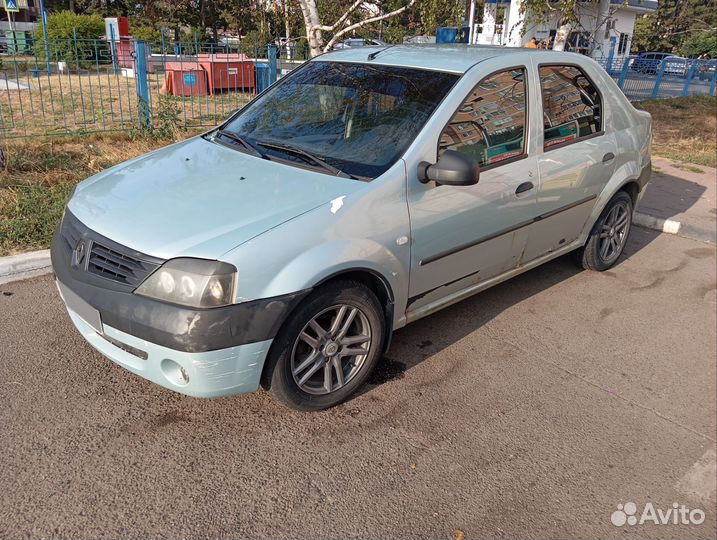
[475,0,657,62]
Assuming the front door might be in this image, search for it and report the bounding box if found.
[522,63,617,263]
[407,66,538,312]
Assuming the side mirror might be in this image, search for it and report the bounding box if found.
[417,150,480,186]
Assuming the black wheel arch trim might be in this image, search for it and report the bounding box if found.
[314,267,396,353]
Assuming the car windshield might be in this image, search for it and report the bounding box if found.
[221,61,459,179]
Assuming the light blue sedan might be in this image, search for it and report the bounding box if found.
[52,45,652,410]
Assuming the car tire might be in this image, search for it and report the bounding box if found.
[573,191,633,271]
[263,280,385,411]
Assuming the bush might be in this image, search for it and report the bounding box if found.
[240,30,271,58]
[680,31,717,58]
[34,11,107,66]
[130,24,162,44]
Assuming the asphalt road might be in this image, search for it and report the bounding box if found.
[1,227,715,539]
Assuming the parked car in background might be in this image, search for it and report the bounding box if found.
[662,55,690,77]
[632,52,672,74]
[333,38,387,49]
[53,46,652,411]
[696,59,717,81]
[403,35,436,44]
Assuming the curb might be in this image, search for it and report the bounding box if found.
[0,250,52,285]
[633,212,716,245]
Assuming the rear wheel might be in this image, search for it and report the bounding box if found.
[264,280,385,411]
[574,191,633,271]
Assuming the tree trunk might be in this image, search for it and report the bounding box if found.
[590,0,611,57]
[552,20,572,51]
[283,0,292,58]
[298,0,324,57]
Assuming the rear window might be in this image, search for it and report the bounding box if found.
[539,65,602,149]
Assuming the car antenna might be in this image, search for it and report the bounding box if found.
[367,44,397,61]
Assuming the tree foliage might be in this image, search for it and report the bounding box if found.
[629,0,716,55]
[680,31,717,58]
[34,11,107,65]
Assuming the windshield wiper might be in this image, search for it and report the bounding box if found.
[255,140,357,179]
[214,130,264,158]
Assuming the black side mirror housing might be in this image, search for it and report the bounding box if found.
[417,149,480,186]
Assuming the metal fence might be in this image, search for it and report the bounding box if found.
[0,37,302,141]
[595,55,717,101]
[1,38,715,143]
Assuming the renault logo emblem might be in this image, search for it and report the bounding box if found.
[72,239,87,267]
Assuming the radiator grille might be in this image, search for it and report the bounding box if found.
[60,211,162,288]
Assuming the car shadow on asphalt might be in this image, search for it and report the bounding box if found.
[361,226,662,393]
[639,167,708,221]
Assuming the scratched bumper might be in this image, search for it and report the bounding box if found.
[64,302,272,398]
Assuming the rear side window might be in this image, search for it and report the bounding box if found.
[539,65,602,149]
[439,67,527,168]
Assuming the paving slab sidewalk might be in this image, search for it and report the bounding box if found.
[636,157,717,244]
[0,156,715,283]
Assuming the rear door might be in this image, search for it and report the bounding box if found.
[521,62,617,263]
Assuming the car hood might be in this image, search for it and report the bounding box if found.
[68,136,363,260]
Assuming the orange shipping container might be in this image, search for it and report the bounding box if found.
[198,54,255,94]
[163,62,209,97]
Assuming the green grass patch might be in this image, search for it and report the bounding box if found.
[0,183,74,255]
[672,162,706,174]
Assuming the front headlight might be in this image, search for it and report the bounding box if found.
[135,258,237,308]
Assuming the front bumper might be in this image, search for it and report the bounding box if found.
[61,294,272,398]
[51,210,309,397]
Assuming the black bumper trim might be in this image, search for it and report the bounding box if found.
[52,223,310,353]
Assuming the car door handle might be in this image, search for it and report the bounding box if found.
[602,152,616,163]
[515,181,534,195]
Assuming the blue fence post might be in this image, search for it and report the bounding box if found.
[650,60,667,99]
[710,66,717,96]
[681,60,698,97]
[606,36,616,74]
[134,40,151,130]
[618,57,630,89]
[267,44,278,84]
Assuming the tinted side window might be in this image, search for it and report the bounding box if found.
[439,68,527,168]
[539,65,602,149]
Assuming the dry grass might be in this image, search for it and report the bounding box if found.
[0,131,200,255]
[634,96,717,168]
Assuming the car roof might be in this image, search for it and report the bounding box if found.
[315,44,583,74]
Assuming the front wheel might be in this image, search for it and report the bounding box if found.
[263,280,385,411]
[574,191,633,271]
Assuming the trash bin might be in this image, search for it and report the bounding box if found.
[254,63,271,93]
[436,27,471,44]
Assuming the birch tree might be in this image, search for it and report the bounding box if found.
[519,0,612,52]
[297,0,417,56]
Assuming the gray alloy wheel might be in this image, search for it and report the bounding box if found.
[290,304,372,395]
[597,199,631,265]
[263,279,385,411]
[574,190,633,272]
